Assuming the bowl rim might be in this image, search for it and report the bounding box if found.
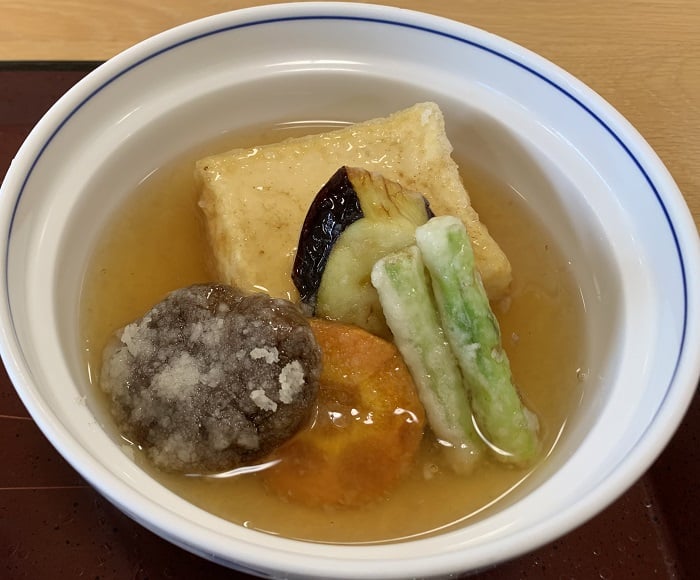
[1,2,699,578]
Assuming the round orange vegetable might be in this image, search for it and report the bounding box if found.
[262,318,425,507]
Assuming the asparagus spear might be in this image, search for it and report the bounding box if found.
[371,245,484,472]
[415,216,539,465]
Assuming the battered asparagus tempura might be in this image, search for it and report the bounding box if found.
[371,246,484,472]
[415,216,539,465]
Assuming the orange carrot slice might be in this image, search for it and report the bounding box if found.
[262,318,425,507]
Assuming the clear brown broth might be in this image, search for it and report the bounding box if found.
[80,122,586,544]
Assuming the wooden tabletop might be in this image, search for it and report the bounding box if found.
[1,1,699,578]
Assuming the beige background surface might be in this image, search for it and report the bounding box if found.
[2,0,698,225]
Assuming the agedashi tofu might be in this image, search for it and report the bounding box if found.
[196,102,512,301]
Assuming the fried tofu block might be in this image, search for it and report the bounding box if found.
[196,102,512,301]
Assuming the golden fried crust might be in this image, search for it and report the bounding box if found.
[196,102,512,301]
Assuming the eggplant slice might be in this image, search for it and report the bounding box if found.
[292,166,433,338]
[292,167,365,304]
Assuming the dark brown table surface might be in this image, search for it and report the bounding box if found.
[0,66,697,580]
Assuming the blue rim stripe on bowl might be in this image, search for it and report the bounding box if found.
[5,12,689,446]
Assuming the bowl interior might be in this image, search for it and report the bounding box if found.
[1,5,693,578]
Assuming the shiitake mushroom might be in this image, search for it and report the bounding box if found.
[292,166,433,338]
[100,284,322,474]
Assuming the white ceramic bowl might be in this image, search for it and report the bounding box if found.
[1,3,698,578]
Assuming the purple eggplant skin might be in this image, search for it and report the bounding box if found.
[292,167,364,303]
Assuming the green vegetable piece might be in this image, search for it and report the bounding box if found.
[415,216,540,465]
[371,245,484,472]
